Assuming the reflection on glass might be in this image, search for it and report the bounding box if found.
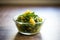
[14,32,42,40]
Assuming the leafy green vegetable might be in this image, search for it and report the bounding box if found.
[16,10,43,33]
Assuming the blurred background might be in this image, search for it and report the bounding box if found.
[0,0,60,6]
[0,0,60,40]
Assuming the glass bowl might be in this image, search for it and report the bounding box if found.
[13,15,44,35]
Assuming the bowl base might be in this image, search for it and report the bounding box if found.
[18,32,39,35]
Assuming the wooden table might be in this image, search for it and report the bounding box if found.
[0,6,60,40]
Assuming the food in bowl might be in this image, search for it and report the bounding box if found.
[14,10,44,35]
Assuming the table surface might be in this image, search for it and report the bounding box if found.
[0,6,60,40]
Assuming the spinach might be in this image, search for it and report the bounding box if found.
[16,10,43,33]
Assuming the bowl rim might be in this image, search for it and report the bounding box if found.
[13,14,45,24]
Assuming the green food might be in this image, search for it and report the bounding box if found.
[16,10,43,33]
